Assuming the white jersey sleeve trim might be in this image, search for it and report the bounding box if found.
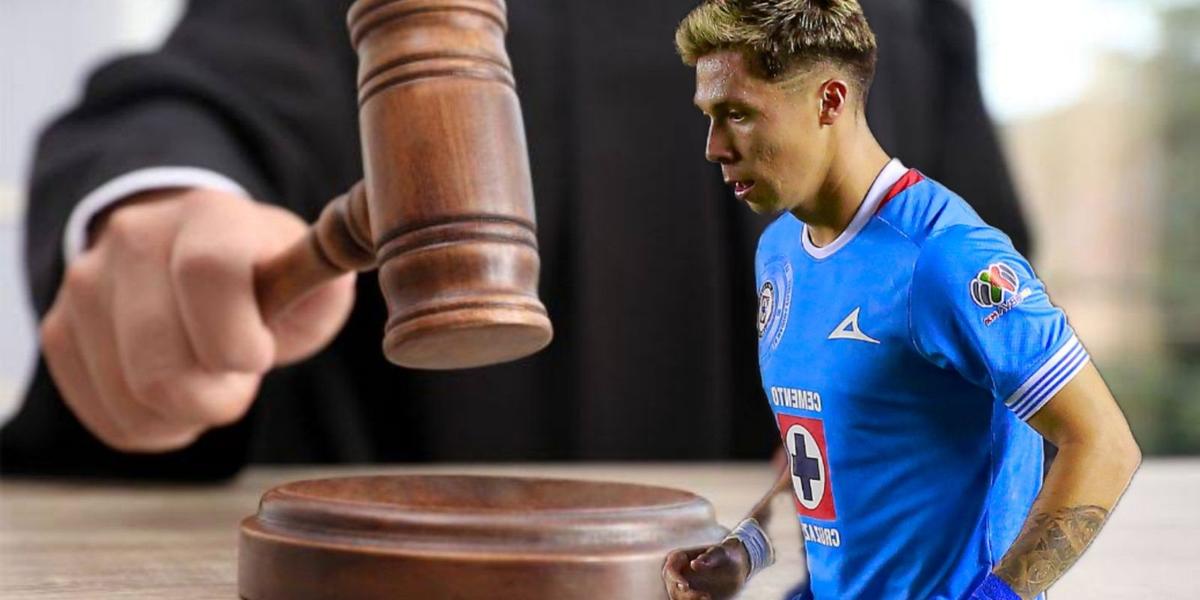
[1004,334,1090,421]
[63,167,250,263]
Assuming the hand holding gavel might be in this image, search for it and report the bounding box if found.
[41,0,554,452]
[41,187,357,452]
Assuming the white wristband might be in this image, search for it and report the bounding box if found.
[725,517,775,580]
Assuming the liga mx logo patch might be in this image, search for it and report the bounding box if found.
[970,262,1018,307]
[758,258,793,354]
[970,262,1032,326]
[778,414,838,521]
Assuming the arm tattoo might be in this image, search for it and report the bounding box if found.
[994,504,1109,599]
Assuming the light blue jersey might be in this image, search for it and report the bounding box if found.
[757,159,1086,599]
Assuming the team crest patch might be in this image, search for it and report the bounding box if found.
[778,413,837,521]
[758,258,793,354]
[969,262,1032,326]
[758,281,775,338]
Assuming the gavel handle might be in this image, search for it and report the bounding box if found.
[255,181,375,321]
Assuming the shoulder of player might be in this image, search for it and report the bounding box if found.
[901,225,1015,355]
[910,223,1021,293]
[873,175,989,247]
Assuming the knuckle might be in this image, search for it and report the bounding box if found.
[127,373,177,411]
[62,260,99,295]
[136,376,206,423]
[171,245,238,289]
[39,315,66,352]
[108,212,165,256]
[171,246,223,281]
[196,334,271,375]
[103,208,142,242]
[105,399,197,452]
[180,189,226,212]
[202,392,254,427]
[139,373,254,427]
[197,402,240,427]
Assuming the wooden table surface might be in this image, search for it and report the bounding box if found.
[1,460,1196,599]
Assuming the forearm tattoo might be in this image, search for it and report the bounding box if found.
[995,505,1110,598]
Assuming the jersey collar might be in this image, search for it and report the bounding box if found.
[802,158,908,260]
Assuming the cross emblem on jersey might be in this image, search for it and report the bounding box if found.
[778,416,837,519]
[785,423,826,510]
[792,432,822,502]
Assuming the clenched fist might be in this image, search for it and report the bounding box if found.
[40,188,355,452]
[662,539,751,600]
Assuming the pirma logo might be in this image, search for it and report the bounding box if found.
[970,262,1019,308]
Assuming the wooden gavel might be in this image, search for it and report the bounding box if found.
[238,11,721,600]
[254,0,552,370]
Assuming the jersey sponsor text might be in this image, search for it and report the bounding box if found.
[771,386,822,412]
[801,523,842,548]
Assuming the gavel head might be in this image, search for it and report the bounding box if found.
[346,0,553,370]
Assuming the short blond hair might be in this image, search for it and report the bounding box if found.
[675,0,877,93]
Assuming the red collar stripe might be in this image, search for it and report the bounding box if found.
[876,169,924,214]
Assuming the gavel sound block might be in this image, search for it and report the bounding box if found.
[254,0,552,370]
[239,475,727,599]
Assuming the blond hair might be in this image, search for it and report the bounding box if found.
[675,0,877,92]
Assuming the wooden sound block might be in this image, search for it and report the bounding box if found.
[238,475,726,599]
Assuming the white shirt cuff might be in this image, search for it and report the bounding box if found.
[63,167,250,263]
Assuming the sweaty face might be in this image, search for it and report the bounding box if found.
[693,50,833,215]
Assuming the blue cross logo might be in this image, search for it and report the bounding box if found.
[791,431,823,502]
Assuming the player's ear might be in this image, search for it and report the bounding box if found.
[818,80,849,127]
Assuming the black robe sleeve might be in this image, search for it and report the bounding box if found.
[3,0,361,478]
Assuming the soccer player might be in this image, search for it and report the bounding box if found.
[661,1,1141,599]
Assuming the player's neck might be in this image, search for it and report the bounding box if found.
[800,134,891,248]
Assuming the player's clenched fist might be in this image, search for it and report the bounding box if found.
[662,540,750,600]
[40,188,355,452]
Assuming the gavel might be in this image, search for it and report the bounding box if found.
[239,5,725,599]
[253,0,552,370]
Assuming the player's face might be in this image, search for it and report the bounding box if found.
[693,50,834,215]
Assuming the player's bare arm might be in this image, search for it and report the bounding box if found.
[990,363,1140,599]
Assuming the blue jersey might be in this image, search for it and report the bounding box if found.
[756,160,1086,599]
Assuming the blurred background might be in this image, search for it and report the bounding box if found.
[1,0,1197,453]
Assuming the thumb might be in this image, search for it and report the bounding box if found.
[690,546,724,571]
[268,271,356,365]
[245,203,357,365]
